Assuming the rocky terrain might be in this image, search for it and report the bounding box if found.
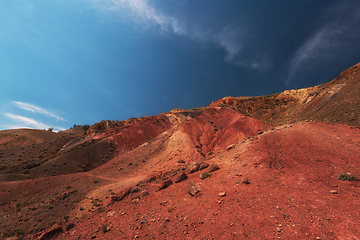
[1,62,360,239]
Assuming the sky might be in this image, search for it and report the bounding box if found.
[1,0,360,131]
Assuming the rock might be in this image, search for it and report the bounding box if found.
[208,164,220,172]
[188,181,201,196]
[175,173,188,183]
[188,162,200,173]
[178,159,185,163]
[199,172,210,179]
[65,223,75,231]
[146,175,157,183]
[130,186,140,193]
[140,191,149,198]
[38,225,63,240]
[111,188,131,203]
[158,179,173,190]
[242,178,250,184]
[218,192,226,197]
[226,144,236,151]
[199,162,209,170]
[330,190,338,194]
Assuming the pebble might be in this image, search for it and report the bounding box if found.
[330,190,338,194]
[219,192,226,197]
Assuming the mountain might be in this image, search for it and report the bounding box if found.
[1,63,360,239]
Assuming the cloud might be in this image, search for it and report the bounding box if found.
[5,113,50,129]
[4,113,66,132]
[87,0,243,62]
[13,101,65,121]
[285,1,360,87]
[286,27,342,86]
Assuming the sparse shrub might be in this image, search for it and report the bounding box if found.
[92,199,102,207]
[338,173,359,181]
[199,172,210,179]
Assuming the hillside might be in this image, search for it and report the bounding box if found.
[211,62,360,126]
[1,63,360,239]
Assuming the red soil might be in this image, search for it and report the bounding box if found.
[1,106,360,239]
[52,120,360,240]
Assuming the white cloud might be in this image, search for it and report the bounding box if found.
[5,113,50,129]
[13,101,65,121]
[87,0,243,62]
[286,27,343,86]
[4,113,66,132]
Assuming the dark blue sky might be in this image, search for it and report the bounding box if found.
[1,0,360,131]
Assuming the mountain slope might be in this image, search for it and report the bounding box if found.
[1,63,360,239]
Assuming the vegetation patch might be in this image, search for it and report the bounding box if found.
[338,173,359,181]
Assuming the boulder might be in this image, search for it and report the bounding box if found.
[188,181,201,196]
[188,162,200,173]
[208,164,220,172]
[199,162,209,170]
[175,173,188,183]
[158,179,173,190]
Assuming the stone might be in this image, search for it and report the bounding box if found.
[175,173,188,183]
[199,162,209,170]
[158,179,173,190]
[188,162,200,173]
[178,159,185,163]
[226,144,236,151]
[188,181,201,196]
[208,164,220,172]
[38,225,63,240]
[218,192,226,197]
[130,187,140,193]
[242,178,250,184]
[330,190,338,194]
[140,191,149,198]
[111,188,131,203]
[65,223,75,231]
